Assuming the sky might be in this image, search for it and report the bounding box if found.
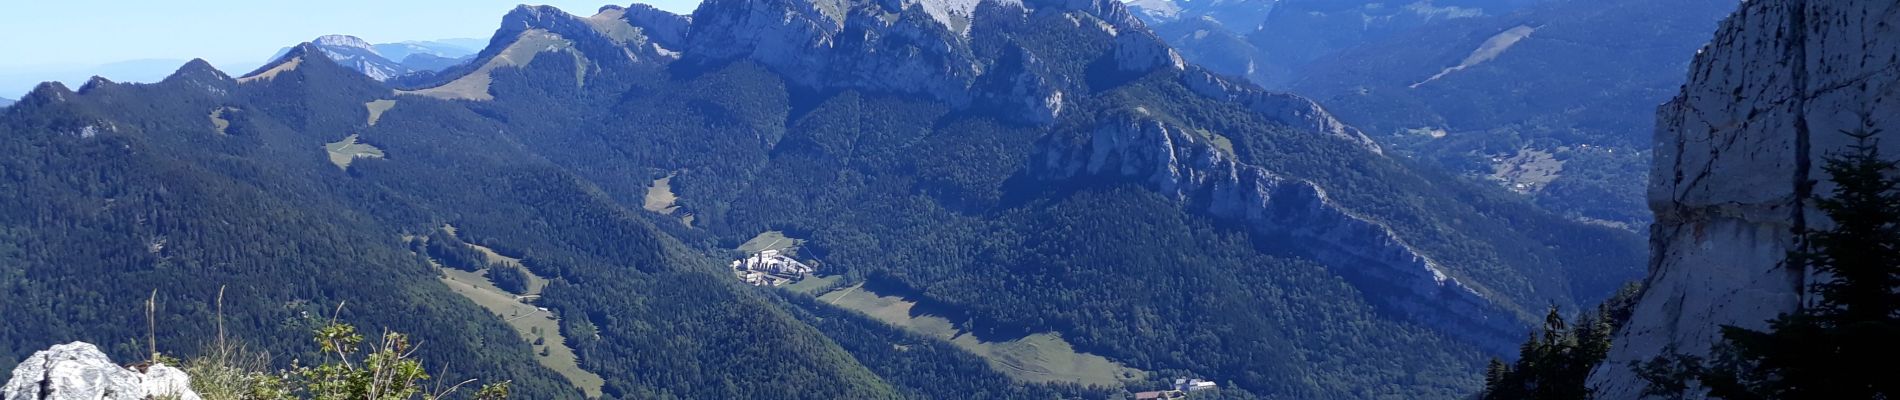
[0,0,701,97]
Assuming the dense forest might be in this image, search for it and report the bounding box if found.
[0,0,1654,398]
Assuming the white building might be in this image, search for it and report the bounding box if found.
[1174,378,1217,392]
[732,250,817,286]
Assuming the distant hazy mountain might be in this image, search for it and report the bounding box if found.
[310,35,414,81]
[371,39,480,62]
[1130,0,1543,88]
[0,97,12,107]
[0,59,216,98]
[1140,0,1734,226]
[1287,0,1737,225]
[395,53,466,71]
[266,35,479,81]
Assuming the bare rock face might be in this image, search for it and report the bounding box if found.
[1588,0,1900,397]
[681,0,1187,124]
[621,4,692,50]
[1034,111,1521,352]
[1181,67,1382,154]
[1,342,201,400]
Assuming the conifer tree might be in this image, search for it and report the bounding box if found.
[1643,128,1900,399]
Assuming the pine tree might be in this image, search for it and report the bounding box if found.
[1647,127,1900,399]
[1485,359,1511,392]
[1806,128,1900,325]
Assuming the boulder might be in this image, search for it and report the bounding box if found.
[2,342,201,400]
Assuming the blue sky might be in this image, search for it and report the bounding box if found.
[0,1,701,97]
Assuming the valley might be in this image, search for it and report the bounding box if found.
[0,0,1769,398]
[816,282,1145,387]
[421,226,603,397]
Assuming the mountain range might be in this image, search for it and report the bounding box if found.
[268,35,482,81]
[0,38,483,100]
[1135,0,1738,227]
[1126,0,1544,88]
[0,0,1655,398]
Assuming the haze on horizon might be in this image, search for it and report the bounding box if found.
[0,0,701,98]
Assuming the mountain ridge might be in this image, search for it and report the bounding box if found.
[0,1,1652,398]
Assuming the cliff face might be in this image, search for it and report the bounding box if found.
[1034,111,1521,352]
[1590,0,1900,397]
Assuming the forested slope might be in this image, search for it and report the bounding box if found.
[0,0,1653,398]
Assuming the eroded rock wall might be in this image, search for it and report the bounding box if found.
[1589,1,1900,397]
[1034,111,1521,352]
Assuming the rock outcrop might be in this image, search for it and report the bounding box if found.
[1589,0,1900,397]
[2,342,201,400]
[1033,111,1521,352]
[620,4,692,50]
[679,0,1189,124]
[1181,67,1381,153]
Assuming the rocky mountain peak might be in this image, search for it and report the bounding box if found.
[487,3,661,61]
[675,0,1195,123]
[241,42,319,81]
[170,58,229,81]
[313,34,378,52]
[500,4,584,32]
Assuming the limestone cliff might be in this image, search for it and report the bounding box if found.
[1589,0,1900,397]
[1034,110,1521,352]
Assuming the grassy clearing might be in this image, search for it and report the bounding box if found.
[468,242,524,268]
[642,175,679,213]
[364,100,396,126]
[208,107,235,135]
[737,231,800,255]
[1414,25,1538,88]
[583,7,645,44]
[238,57,302,84]
[1489,148,1565,193]
[642,174,696,227]
[438,262,602,397]
[780,274,844,295]
[439,224,539,291]
[1194,128,1235,155]
[323,134,384,170]
[398,30,584,101]
[818,284,1143,387]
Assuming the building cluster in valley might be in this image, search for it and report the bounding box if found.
[1133,378,1218,399]
[730,249,817,286]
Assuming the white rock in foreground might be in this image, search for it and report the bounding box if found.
[2,342,201,400]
